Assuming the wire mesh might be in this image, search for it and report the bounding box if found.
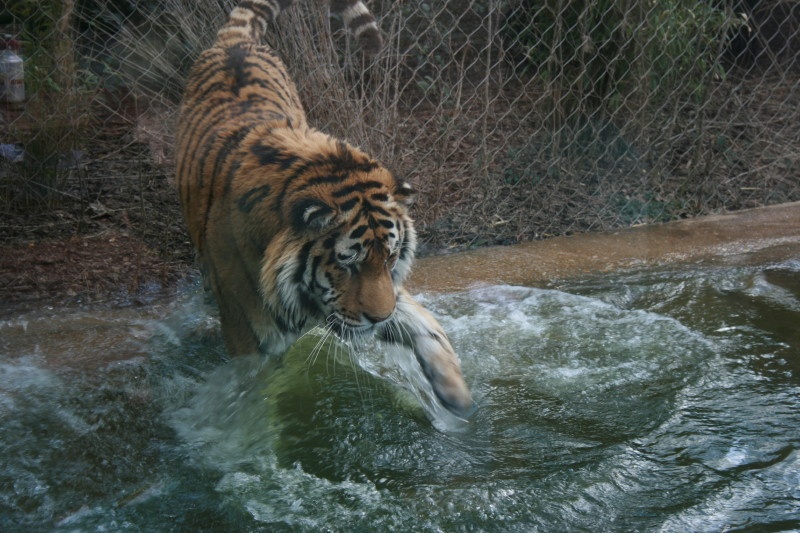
[1,0,798,250]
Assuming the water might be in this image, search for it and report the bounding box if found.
[1,258,799,531]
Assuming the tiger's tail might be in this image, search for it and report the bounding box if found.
[216,0,382,53]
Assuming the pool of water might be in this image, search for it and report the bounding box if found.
[1,257,799,531]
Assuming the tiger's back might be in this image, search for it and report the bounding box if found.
[176,0,378,255]
[175,0,474,418]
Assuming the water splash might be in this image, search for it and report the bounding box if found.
[1,260,799,531]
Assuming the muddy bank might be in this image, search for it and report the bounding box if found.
[410,202,800,292]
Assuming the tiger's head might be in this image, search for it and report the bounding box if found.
[258,141,417,336]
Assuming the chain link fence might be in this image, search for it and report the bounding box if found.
[2,0,799,252]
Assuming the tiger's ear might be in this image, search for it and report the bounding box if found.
[395,181,416,206]
[290,198,335,232]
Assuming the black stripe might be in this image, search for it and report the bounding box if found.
[294,241,315,284]
[234,75,296,109]
[214,125,254,192]
[310,254,322,279]
[339,197,359,212]
[194,134,221,194]
[332,180,384,198]
[198,125,253,239]
[306,174,346,187]
[248,54,292,84]
[290,199,333,230]
[218,47,300,109]
[222,159,243,197]
[251,144,298,169]
[308,147,379,175]
[272,153,378,214]
[237,184,272,213]
[191,81,238,105]
[185,51,227,95]
[363,201,391,217]
[177,97,233,168]
[274,172,342,214]
[225,45,249,96]
[240,0,277,20]
[349,13,376,31]
[349,225,368,239]
[322,234,338,249]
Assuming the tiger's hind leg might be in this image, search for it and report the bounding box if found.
[379,289,474,418]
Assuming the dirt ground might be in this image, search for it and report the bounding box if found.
[0,137,194,309]
[0,228,190,308]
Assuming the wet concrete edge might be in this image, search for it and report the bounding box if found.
[410,201,800,292]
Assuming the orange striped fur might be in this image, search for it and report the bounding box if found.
[175,0,473,417]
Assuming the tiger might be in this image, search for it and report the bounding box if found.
[175,0,474,417]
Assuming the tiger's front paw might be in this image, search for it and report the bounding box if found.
[411,330,474,418]
[385,289,475,418]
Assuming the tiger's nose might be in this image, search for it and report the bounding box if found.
[363,309,393,325]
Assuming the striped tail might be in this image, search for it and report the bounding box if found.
[331,0,382,53]
[216,0,382,53]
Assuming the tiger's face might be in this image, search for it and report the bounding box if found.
[260,166,416,336]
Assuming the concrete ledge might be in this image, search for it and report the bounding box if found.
[411,201,800,292]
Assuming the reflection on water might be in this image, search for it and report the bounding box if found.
[1,259,799,531]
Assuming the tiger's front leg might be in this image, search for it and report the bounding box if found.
[380,288,474,418]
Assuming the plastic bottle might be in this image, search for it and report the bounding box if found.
[0,38,25,103]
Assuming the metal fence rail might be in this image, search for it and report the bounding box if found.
[2,0,799,249]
